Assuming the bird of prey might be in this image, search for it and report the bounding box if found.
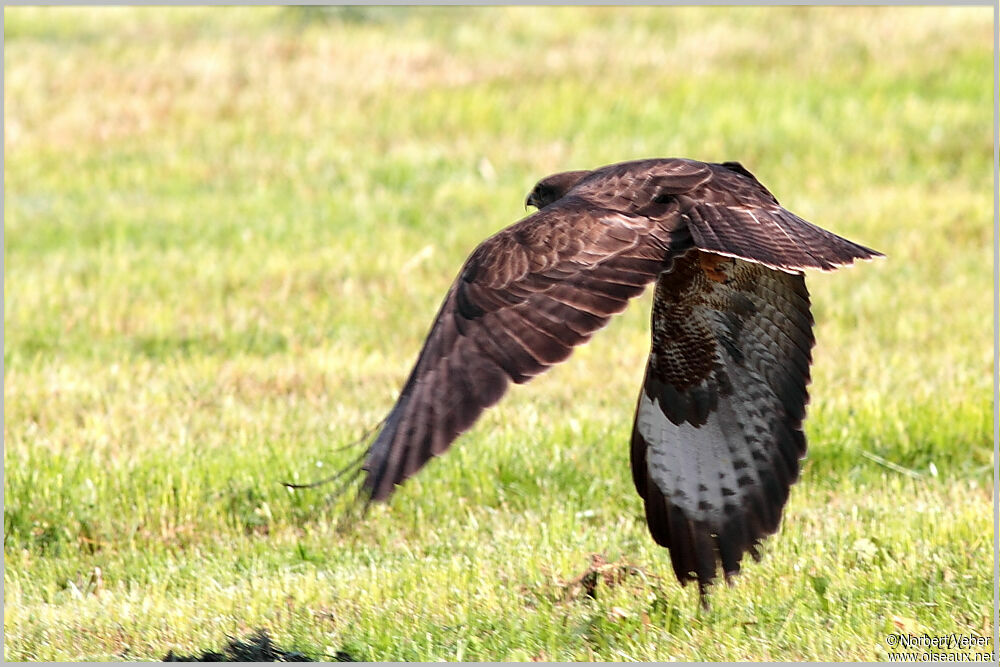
[314,158,882,599]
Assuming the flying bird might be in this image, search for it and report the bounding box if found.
[311,158,882,599]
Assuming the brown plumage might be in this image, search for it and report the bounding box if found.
[317,158,882,600]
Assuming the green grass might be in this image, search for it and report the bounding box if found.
[4,6,993,661]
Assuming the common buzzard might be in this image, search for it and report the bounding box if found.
[313,158,882,599]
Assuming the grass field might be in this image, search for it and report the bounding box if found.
[4,6,994,662]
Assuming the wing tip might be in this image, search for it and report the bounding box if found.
[809,244,885,273]
[638,453,798,597]
[699,244,885,274]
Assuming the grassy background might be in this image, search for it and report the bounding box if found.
[4,6,993,661]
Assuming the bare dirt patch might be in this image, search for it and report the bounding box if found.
[555,553,660,602]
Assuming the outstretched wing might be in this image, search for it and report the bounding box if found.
[674,162,880,272]
[358,196,690,501]
[630,250,815,594]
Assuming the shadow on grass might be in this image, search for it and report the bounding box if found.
[163,629,355,662]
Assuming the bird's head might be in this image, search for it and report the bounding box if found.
[525,170,592,209]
